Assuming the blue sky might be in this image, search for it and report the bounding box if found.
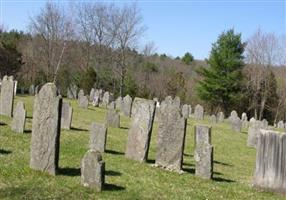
[1,0,285,59]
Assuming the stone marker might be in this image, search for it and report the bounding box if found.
[229,110,238,122]
[194,125,213,179]
[107,101,116,110]
[0,75,14,117]
[155,99,186,172]
[262,119,268,129]
[81,150,105,191]
[194,104,204,120]
[247,119,262,148]
[92,89,100,107]
[11,101,26,133]
[115,96,123,111]
[101,91,113,108]
[231,116,242,132]
[67,84,78,99]
[125,98,156,162]
[61,102,73,130]
[30,83,62,175]
[90,123,107,153]
[277,121,284,129]
[253,130,286,193]
[122,95,132,117]
[79,96,89,109]
[241,112,248,121]
[29,84,35,95]
[105,108,120,128]
[173,96,181,107]
[78,89,84,101]
[217,112,225,122]
[210,115,217,124]
[181,104,189,119]
[188,105,192,118]
[89,88,95,101]
[13,80,17,96]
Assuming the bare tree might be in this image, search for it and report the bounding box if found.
[142,41,157,56]
[29,2,74,82]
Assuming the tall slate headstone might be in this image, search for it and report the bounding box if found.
[181,104,189,119]
[217,112,225,123]
[81,150,105,191]
[194,104,204,120]
[29,84,35,95]
[247,119,262,148]
[125,98,156,162]
[101,91,112,108]
[122,95,132,117]
[61,102,73,130]
[105,108,120,128]
[155,99,186,172]
[92,89,100,107]
[115,96,123,111]
[79,96,89,109]
[78,89,84,101]
[11,101,26,133]
[30,83,62,175]
[231,116,242,132]
[90,123,107,153]
[89,88,95,101]
[188,105,192,118]
[0,75,14,117]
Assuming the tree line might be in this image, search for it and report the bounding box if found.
[0,1,285,124]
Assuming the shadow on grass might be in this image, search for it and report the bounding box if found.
[71,127,88,132]
[106,170,122,176]
[105,149,124,155]
[120,126,129,130]
[214,160,233,167]
[183,153,193,156]
[104,183,125,191]
[24,130,32,134]
[0,149,12,154]
[212,177,235,183]
[183,163,195,167]
[146,159,155,164]
[26,116,33,119]
[183,167,195,174]
[0,122,6,126]
[58,167,80,176]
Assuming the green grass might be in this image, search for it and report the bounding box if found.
[0,95,285,199]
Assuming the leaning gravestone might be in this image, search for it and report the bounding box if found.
[253,130,286,193]
[194,125,213,179]
[105,108,120,128]
[231,116,242,132]
[247,119,262,148]
[79,96,89,109]
[155,99,186,172]
[181,104,189,119]
[217,112,225,122]
[11,101,26,133]
[90,123,107,153]
[30,83,62,175]
[277,121,285,129]
[61,102,73,130]
[125,98,156,162]
[194,104,204,120]
[122,95,132,117]
[81,150,105,191]
[0,75,14,117]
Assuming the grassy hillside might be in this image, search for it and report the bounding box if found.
[0,95,284,199]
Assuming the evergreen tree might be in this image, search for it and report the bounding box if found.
[196,29,246,113]
[182,52,194,65]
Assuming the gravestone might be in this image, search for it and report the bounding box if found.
[35,85,42,94]
[277,121,284,129]
[101,92,112,108]
[81,150,105,191]
[29,84,35,95]
[155,99,186,172]
[173,96,181,107]
[11,101,26,133]
[105,108,120,128]
[89,88,95,101]
[122,95,132,117]
[194,104,204,120]
[125,98,156,162]
[0,75,14,117]
[253,130,286,193]
[61,102,73,130]
[262,119,268,129]
[90,123,107,153]
[92,89,100,107]
[79,96,88,109]
[181,104,189,119]
[210,115,217,124]
[115,97,123,111]
[67,85,78,99]
[217,112,225,122]
[229,110,238,122]
[78,89,84,101]
[107,101,116,110]
[188,105,192,118]
[241,112,248,121]
[194,125,213,179]
[247,119,262,148]
[13,80,17,95]
[231,116,242,132]
[30,83,62,175]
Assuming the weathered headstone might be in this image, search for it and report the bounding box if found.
[277,121,285,129]
[100,91,113,108]
[105,108,120,128]
[78,89,84,101]
[229,110,238,122]
[262,119,268,129]
[173,96,181,107]
[194,104,204,120]
[90,123,107,153]
[194,125,213,179]
[29,84,35,95]
[231,116,242,132]
[125,98,156,162]
[210,115,217,124]
[181,104,189,119]
[253,130,286,193]
[241,112,248,121]
[30,83,62,175]
[115,96,123,111]
[188,105,192,118]
[107,101,116,110]
[92,89,100,107]
[122,95,132,117]
[247,119,262,148]
[13,80,17,96]
[67,84,78,99]
[89,88,95,101]
[11,101,26,133]
[81,150,105,191]
[217,112,225,122]
[155,99,186,172]
[79,96,89,109]
[61,102,73,130]
[0,75,14,117]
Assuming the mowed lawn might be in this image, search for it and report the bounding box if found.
[0,95,284,200]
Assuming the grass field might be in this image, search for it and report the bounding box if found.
[0,95,285,199]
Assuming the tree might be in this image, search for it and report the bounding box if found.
[182,52,194,65]
[79,67,97,94]
[167,71,186,101]
[197,29,246,113]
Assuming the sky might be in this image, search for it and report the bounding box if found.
[0,0,285,59]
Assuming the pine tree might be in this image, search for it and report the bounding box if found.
[196,29,246,113]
